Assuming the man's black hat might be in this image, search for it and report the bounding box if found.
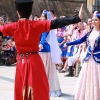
[15,0,34,3]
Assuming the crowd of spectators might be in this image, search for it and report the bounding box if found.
[33,9,93,77]
[0,15,16,66]
[0,11,92,74]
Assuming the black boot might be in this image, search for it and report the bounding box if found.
[64,66,73,77]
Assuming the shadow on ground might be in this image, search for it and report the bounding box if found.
[61,93,73,100]
[0,76,14,83]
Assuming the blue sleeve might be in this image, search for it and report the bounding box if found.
[40,32,49,45]
[67,33,88,46]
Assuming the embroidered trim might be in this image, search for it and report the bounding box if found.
[93,51,100,54]
[94,56,100,61]
[87,48,100,55]
[84,56,90,61]
[87,50,93,54]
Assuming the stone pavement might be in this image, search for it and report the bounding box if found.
[0,66,78,100]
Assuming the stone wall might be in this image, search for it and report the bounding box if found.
[0,0,91,22]
[0,0,17,21]
[33,0,91,22]
[33,0,85,16]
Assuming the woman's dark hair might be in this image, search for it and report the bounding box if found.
[86,42,88,48]
[34,15,39,18]
[73,10,79,16]
[41,10,44,14]
[42,10,48,19]
[50,10,55,15]
[43,13,47,19]
[15,1,33,19]
[10,37,14,41]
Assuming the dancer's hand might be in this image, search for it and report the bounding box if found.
[79,3,83,20]
[58,43,61,46]
[39,44,43,51]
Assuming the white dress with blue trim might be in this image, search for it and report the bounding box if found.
[73,30,100,100]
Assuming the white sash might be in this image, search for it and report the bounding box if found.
[46,11,62,64]
[46,29,62,64]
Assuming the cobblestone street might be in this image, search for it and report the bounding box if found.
[0,66,78,100]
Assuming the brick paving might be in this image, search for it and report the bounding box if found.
[0,66,78,100]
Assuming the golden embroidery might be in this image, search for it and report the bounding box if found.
[28,86,34,100]
[23,86,26,100]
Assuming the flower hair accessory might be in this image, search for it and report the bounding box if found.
[93,11,100,19]
[42,10,48,15]
[96,13,100,18]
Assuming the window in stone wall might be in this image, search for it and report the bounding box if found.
[93,0,100,11]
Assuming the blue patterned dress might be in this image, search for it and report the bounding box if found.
[56,27,67,59]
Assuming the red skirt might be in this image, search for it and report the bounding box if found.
[14,54,50,100]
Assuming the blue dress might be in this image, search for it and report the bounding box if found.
[56,27,67,58]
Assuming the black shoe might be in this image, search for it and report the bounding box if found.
[64,66,73,77]
[59,70,66,73]
[64,74,73,77]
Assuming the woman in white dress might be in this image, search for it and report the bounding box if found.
[39,11,62,97]
[66,11,100,100]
